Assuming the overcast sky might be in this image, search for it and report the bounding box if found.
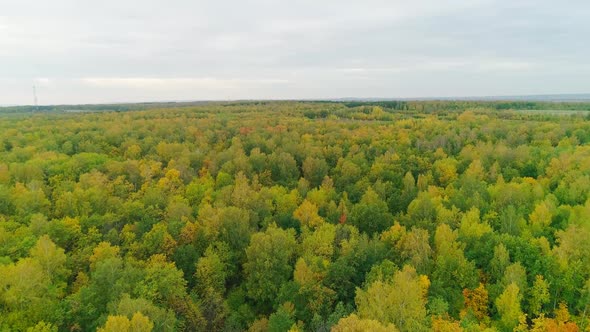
[1,0,590,105]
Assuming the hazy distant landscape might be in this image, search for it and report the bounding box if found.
[3,0,590,331]
[3,94,590,115]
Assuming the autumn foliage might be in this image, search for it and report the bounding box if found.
[0,101,589,331]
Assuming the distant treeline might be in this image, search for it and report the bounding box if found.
[339,100,590,112]
[0,101,212,114]
[2,100,590,115]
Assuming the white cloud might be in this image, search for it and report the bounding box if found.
[79,77,288,89]
[334,58,536,76]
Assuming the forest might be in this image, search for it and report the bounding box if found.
[1,100,590,331]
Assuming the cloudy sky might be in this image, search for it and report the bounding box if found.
[1,0,590,105]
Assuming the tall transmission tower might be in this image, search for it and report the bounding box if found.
[33,85,38,114]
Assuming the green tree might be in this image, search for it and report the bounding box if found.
[268,303,296,332]
[349,187,393,235]
[244,224,297,311]
[29,235,69,283]
[113,294,177,332]
[528,275,550,317]
[431,224,478,316]
[302,156,329,188]
[195,246,229,295]
[495,283,522,331]
[489,243,510,283]
[268,152,299,186]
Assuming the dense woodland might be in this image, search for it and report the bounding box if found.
[1,101,590,331]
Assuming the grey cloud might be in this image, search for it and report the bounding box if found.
[1,0,589,104]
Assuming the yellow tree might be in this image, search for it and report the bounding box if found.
[97,312,154,332]
[332,314,398,332]
[293,199,324,229]
[461,283,489,322]
[355,265,429,331]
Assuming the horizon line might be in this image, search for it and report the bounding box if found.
[3,92,590,108]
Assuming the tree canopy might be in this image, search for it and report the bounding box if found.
[1,100,590,331]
